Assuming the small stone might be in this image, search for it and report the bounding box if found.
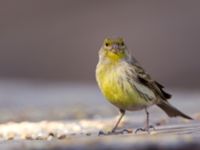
[6,132,15,140]
[48,132,55,137]
[86,132,91,136]
[58,134,66,139]
[25,135,33,140]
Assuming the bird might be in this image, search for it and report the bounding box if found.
[96,37,192,134]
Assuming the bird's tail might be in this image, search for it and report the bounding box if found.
[157,101,193,120]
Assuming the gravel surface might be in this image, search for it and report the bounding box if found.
[0,119,199,150]
[0,80,199,149]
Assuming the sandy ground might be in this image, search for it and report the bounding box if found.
[0,80,199,149]
[0,118,199,150]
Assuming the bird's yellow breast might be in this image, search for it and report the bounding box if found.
[96,62,150,110]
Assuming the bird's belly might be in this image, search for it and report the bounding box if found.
[99,73,154,111]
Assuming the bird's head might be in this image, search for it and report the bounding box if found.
[99,38,128,62]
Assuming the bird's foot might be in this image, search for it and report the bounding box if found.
[98,129,132,136]
[135,125,155,134]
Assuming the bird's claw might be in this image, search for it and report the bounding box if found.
[98,129,132,136]
[135,125,155,134]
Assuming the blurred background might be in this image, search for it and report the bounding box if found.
[0,0,199,122]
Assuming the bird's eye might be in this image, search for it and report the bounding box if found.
[105,42,109,47]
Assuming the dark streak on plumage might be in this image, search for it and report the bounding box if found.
[118,76,125,93]
[126,72,150,102]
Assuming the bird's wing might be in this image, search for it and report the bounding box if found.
[133,64,171,100]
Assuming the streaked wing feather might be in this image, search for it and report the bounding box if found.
[134,64,172,100]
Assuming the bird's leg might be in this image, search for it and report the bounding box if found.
[145,107,150,132]
[111,109,125,133]
[135,107,155,134]
[99,109,132,135]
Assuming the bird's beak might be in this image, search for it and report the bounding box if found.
[112,44,119,50]
[111,44,119,53]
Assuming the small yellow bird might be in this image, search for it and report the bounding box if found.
[96,37,192,134]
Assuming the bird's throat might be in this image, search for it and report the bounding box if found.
[105,51,125,63]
